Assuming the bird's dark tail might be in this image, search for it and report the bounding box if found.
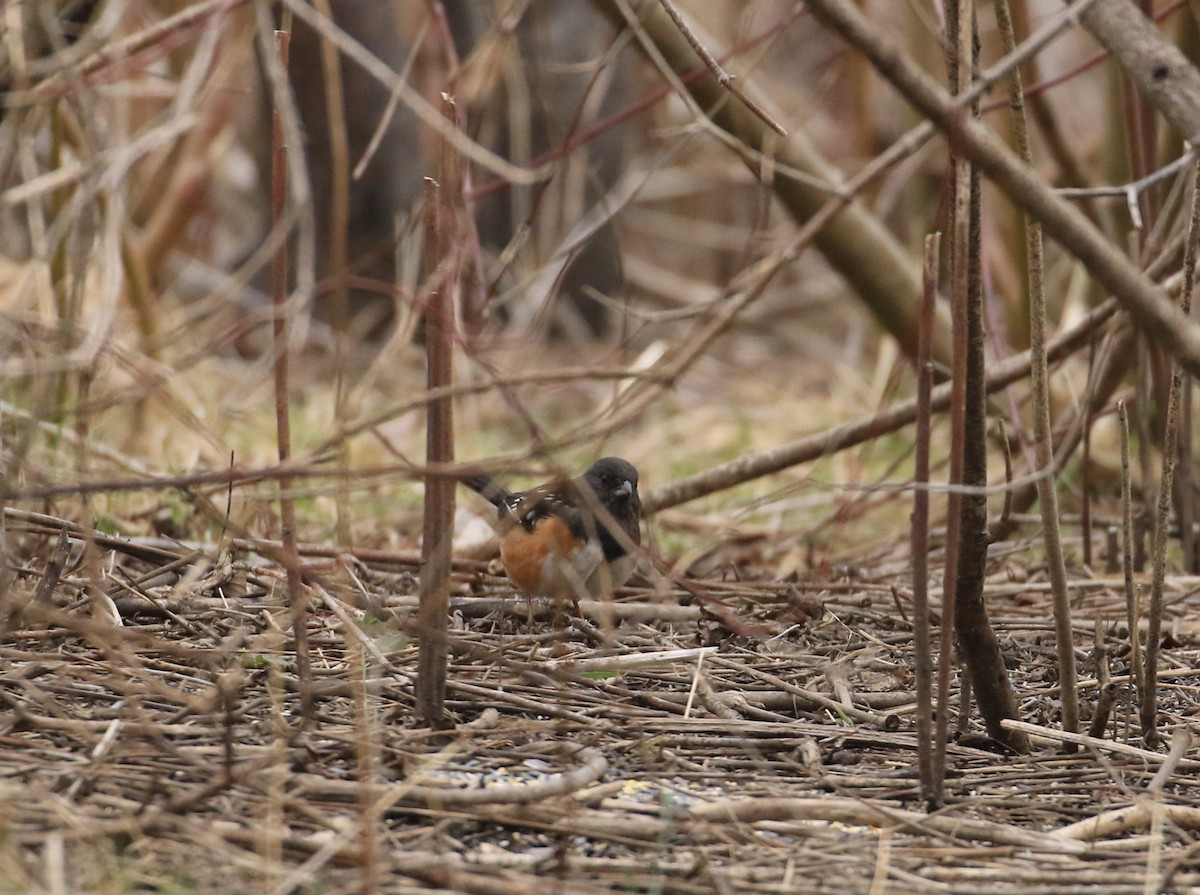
[460,471,512,508]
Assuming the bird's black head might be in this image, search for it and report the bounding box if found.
[583,457,640,514]
[581,457,642,555]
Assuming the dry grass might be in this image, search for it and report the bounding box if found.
[5,518,1200,893]
[5,0,1200,891]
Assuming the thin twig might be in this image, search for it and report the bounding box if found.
[311,0,353,547]
[1148,727,1193,793]
[1000,719,1200,767]
[996,0,1077,743]
[654,0,787,135]
[268,22,313,725]
[415,173,453,728]
[933,0,974,803]
[1119,398,1144,718]
[912,232,938,807]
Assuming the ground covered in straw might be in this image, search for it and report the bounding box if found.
[4,513,1200,895]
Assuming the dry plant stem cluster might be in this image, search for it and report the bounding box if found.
[644,296,1118,515]
[803,0,1200,376]
[931,0,1028,785]
[12,8,1200,891]
[649,121,1165,502]
[789,0,1200,757]
[0,0,1142,513]
[285,0,1110,485]
[1143,161,1200,744]
[2,292,1116,519]
[584,0,1200,775]
[10,538,1200,892]
[594,0,954,366]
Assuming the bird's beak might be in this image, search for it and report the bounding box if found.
[615,480,633,499]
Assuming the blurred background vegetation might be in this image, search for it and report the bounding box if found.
[0,0,1193,573]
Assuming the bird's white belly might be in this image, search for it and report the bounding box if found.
[541,542,632,599]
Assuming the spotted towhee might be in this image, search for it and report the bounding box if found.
[463,457,642,605]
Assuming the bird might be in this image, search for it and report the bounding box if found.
[462,457,642,610]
